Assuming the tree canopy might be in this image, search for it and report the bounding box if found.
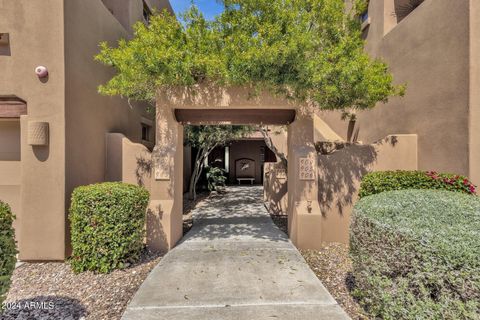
[96,0,404,115]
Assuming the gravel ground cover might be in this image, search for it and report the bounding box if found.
[3,250,162,320]
[267,209,367,319]
[269,214,288,234]
[182,191,209,235]
[301,245,368,320]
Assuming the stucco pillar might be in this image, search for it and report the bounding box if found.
[147,102,183,252]
[287,113,322,250]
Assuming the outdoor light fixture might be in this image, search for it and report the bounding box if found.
[34,65,48,78]
[28,121,49,146]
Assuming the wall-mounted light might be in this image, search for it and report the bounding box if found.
[34,66,48,78]
[28,121,49,146]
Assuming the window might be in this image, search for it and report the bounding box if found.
[360,11,369,24]
[0,33,11,56]
[141,123,151,142]
[143,1,152,24]
[394,0,425,23]
[359,10,370,39]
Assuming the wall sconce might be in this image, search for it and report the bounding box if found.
[34,66,48,78]
[28,121,49,146]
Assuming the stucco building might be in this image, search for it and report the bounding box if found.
[1,0,479,261]
[0,0,172,260]
[322,0,480,186]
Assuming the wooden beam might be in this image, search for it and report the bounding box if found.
[174,109,296,125]
[0,98,27,118]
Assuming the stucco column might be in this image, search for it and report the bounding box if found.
[287,113,322,249]
[147,102,183,252]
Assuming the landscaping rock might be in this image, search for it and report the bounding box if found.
[3,250,162,320]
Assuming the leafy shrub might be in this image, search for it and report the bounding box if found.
[351,190,480,319]
[205,166,227,192]
[359,170,476,198]
[69,182,149,273]
[0,201,17,305]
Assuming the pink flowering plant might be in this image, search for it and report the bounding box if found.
[359,170,477,198]
[425,171,476,195]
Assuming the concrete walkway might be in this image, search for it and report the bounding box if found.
[122,186,350,320]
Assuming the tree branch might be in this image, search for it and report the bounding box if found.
[258,126,288,169]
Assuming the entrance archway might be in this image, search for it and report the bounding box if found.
[147,86,322,252]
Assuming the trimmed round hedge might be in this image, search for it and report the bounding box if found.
[350,190,480,319]
[0,201,17,305]
[69,182,149,273]
[359,170,476,198]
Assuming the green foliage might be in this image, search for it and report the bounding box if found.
[206,166,227,192]
[69,182,149,273]
[0,201,17,306]
[96,0,404,114]
[185,125,252,150]
[350,190,480,319]
[359,170,477,198]
[186,125,252,199]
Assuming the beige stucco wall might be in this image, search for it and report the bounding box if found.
[105,133,152,192]
[0,0,171,260]
[267,126,288,157]
[263,162,287,215]
[0,0,66,260]
[322,0,473,182]
[317,134,418,244]
[0,120,21,161]
[64,0,159,257]
[469,0,480,186]
[100,0,173,33]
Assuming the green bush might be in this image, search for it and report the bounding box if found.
[359,170,476,198]
[205,166,227,192]
[350,190,480,319]
[69,182,149,273]
[0,201,17,306]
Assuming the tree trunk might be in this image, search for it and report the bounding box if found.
[188,146,216,200]
[188,148,204,200]
[259,126,288,169]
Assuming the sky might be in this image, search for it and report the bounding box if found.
[170,0,224,21]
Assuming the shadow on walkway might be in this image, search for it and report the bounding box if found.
[122,186,350,320]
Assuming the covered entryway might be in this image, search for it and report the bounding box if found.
[123,186,349,319]
[146,86,323,253]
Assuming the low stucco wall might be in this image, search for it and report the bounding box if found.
[263,162,287,215]
[263,134,418,245]
[105,133,152,192]
[106,133,171,252]
[317,134,418,244]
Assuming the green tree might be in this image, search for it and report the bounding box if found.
[185,125,252,200]
[96,0,404,115]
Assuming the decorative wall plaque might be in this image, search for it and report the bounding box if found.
[154,165,169,180]
[235,158,255,179]
[299,157,315,180]
[153,147,171,181]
